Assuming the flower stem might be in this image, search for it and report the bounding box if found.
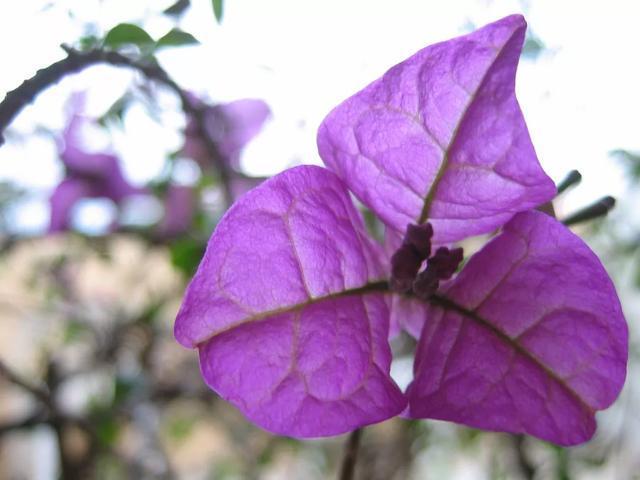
[562,196,616,226]
[338,428,363,480]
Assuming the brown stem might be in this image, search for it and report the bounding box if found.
[338,428,363,480]
[0,358,51,406]
[0,44,233,207]
[0,410,49,435]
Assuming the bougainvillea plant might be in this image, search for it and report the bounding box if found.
[174,15,628,446]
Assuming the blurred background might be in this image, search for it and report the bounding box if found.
[0,0,638,478]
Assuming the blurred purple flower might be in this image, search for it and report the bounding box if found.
[182,96,271,172]
[155,184,196,239]
[49,100,141,232]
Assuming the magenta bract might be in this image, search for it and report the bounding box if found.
[175,166,406,436]
[406,211,627,445]
[182,96,271,171]
[317,14,555,244]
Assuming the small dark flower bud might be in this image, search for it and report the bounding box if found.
[412,246,464,299]
[389,223,458,296]
[413,268,440,300]
[390,223,433,293]
[428,247,464,280]
[403,223,433,259]
[390,244,423,293]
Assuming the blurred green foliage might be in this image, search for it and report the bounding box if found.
[212,0,224,23]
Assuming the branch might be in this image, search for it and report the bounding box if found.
[562,196,616,226]
[338,428,363,480]
[0,358,51,406]
[0,45,233,207]
[0,410,49,435]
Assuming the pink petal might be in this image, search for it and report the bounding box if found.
[317,15,555,244]
[175,165,405,436]
[407,211,628,445]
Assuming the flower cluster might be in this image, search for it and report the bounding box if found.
[174,15,627,446]
[389,222,463,299]
[49,96,140,232]
[49,94,270,236]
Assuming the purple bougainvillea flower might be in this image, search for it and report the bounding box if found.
[49,107,140,232]
[155,184,196,238]
[318,14,556,244]
[175,166,406,437]
[182,96,271,171]
[175,165,627,443]
[174,15,628,444]
[407,211,627,446]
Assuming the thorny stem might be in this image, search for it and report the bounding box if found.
[0,44,234,207]
[562,196,616,226]
[338,428,363,480]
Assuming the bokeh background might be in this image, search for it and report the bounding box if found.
[0,0,639,478]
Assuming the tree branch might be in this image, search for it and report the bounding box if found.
[0,357,51,406]
[0,410,49,435]
[0,45,233,207]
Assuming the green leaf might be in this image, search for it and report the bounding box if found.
[170,238,206,276]
[78,34,101,51]
[212,0,224,23]
[156,28,199,49]
[166,416,196,440]
[163,0,191,17]
[611,148,640,179]
[522,36,544,60]
[97,93,131,127]
[104,23,154,49]
[95,416,121,447]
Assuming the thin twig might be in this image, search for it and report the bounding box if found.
[556,170,582,195]
[339,428,363,480]
[0,410,49,435]
[0,45,233,207]
[562,196,616,226]
[0,358,51,406]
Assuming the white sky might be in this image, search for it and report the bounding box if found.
[1,0,639,232]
